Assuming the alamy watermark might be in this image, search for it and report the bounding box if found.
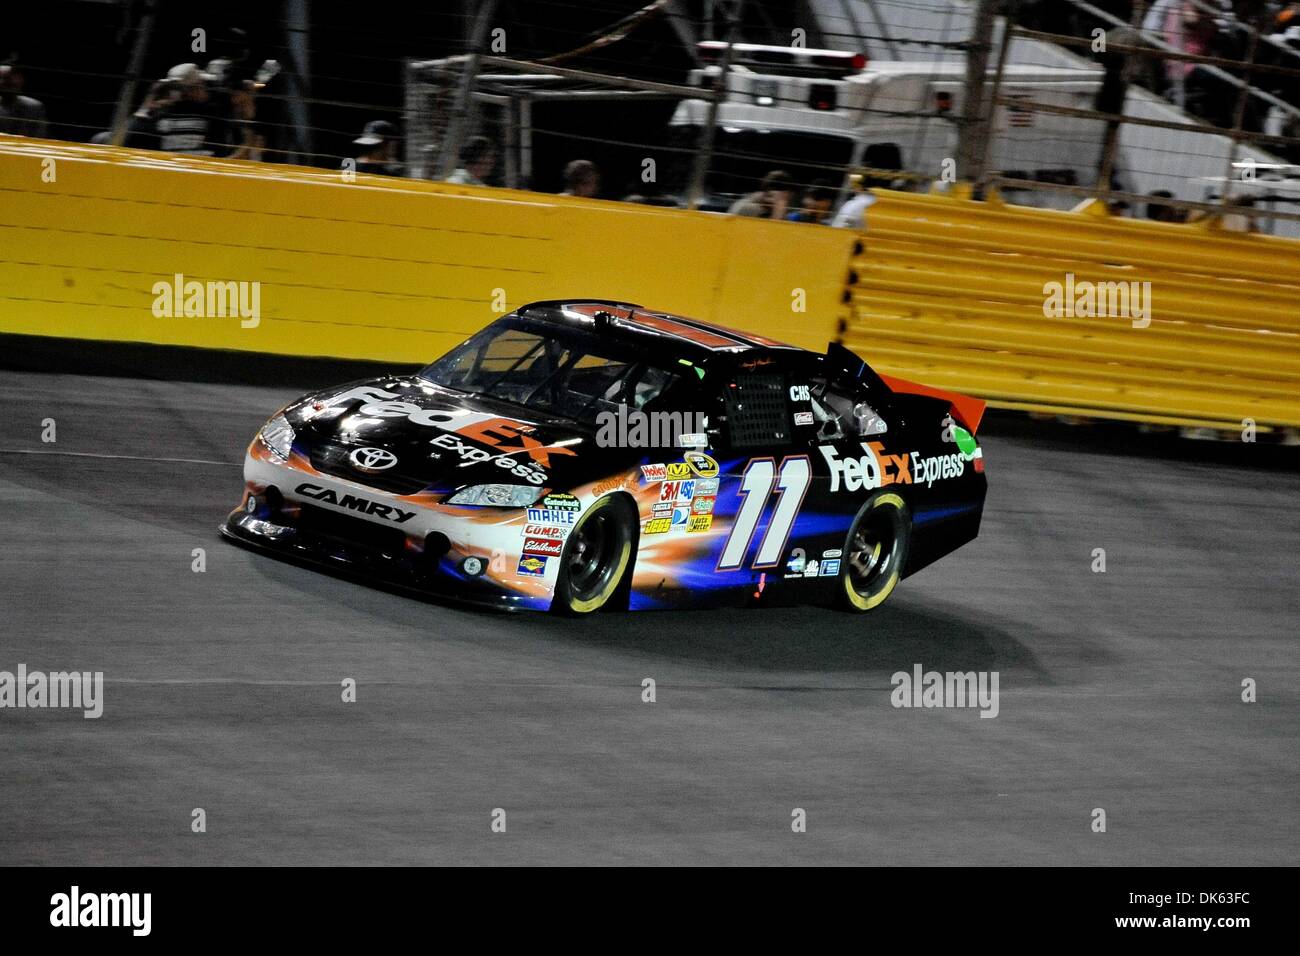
[151,273,261,328]
[891,664,999,718]
[595,408,708,448]
[1043,273,1151,329]
[0,664,103,718]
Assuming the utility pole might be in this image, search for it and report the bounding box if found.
[955,0,998,190]
[437,0,501,180]
[109,0,158,146]
[686,0,742,210]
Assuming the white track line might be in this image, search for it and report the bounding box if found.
[0,448,236,466]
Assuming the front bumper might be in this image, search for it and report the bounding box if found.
[220,445,558,612]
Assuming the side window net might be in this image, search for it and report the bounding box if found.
[725,371,790,448]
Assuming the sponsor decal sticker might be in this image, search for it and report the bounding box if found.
[685,451,719,478]
[694,477,719,495]
[640,463,667,482]
[803,560,820,577]
[909,451,966,488]
[818,442,913,493]
[526,507,578,525]
[691,495,715,515]
[659,479,696,503]
[644,517,672,534]
[650,502,673,518]
[542,492,581,511]
[687,514,713,533]
[517,555,548,576]
[822,548,843,559]
[666,462,691,480]
[793,411,814,426]
[678,432,708,447]
[820,559,841,576]
[521,523,568,540]
[789,384,811,402]
[523,538,563,557]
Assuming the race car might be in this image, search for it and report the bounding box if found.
[221,300,987,613]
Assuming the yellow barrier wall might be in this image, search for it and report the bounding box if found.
[849,189,1300,430]
[0,139,853,364]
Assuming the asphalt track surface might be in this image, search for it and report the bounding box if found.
[1,368,1297,866]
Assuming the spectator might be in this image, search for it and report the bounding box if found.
[352,120,401,176]
[0,58,48,138]
[446,135,496,185]
[152,63,230,156]
[787,179,835,223]
[561,159,599,197]
[728,169,795,218]
[1145,189,1187,223]
[831,172,877,229]
[121,79,175,150]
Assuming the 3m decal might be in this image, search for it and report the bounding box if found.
[717,457,812,571]
[659,480,695,503]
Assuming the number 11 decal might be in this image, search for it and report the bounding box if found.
[717,456,812,571]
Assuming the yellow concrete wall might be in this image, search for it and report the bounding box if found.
[849,189,1300,430]
[0,139,854,363]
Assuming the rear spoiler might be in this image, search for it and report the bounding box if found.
[879,373,986,433]
[826,342,986,432]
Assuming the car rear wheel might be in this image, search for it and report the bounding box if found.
[838,492,910,612]
[552,495,634,614]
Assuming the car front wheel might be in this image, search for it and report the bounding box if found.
[551,495,634,614]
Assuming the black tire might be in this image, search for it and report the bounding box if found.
[551,495,635,614]
[837,491,911,612]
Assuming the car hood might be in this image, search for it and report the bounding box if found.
[283,375,622,494]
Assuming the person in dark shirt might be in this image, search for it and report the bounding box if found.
[352,120,402,176]
[151,64,230,156]
[0,58,48,138]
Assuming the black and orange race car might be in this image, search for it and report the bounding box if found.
[221,300,987,613]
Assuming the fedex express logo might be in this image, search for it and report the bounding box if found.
[332,385,576,484]
[819,444,966,491]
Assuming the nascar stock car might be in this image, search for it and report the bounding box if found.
[221,300,987,614]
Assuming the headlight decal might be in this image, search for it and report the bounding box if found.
[444,484,544,508]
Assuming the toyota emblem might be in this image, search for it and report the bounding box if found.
[349,447,398,472]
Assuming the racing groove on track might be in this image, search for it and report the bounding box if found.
[1,370,1297,865]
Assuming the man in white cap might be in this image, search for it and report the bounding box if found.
[353,120,401,176]
[151,63,229,156]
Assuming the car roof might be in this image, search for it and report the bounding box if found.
[513,299,805,362]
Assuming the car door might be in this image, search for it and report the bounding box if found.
[707,357,820,591]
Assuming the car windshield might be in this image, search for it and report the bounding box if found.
[417,319,685,426]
